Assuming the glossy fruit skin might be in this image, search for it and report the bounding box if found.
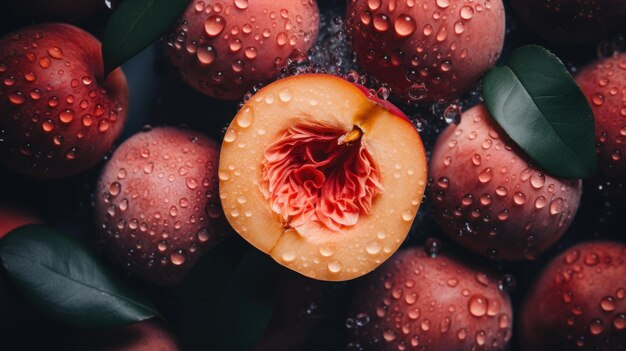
[576,54,626,202]
[164,0,320,100]
[10,0,105,20]
[0,23,129,178]
[429,104,582,261]
[511,0,626,45]
[347,0,505,102]
[520,241,626,351]
[61,319,180,350]
[95,127,226,286]
[349,247,513,351]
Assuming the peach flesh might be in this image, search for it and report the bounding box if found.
[219,74,428,281]
[261,122,383,234]
[164,0,320,100]
[520,242,626,351]
[575,54,626,202]
[349,247,513,351]
[347,0,505,102]
[429,104,582,261]
[0,23,128,178]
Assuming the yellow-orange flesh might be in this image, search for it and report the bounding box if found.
[219,74,427,281]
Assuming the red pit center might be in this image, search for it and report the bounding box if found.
[260,122,383,234]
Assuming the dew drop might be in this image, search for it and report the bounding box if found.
[394,15,416,37]
[170,250,186,265]
[328,260,342,273]
[204,15,226,36]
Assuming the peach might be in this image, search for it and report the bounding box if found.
[10,0,105,21]
[0,23,128,178]
[346,0,505,102]
[0,201,41,239]
[429,104,582,260]
[219,74,428,281]
[511,0,626,45]
[576,54,626,202]
[0,199,41,330]
[164,0,320,100]
[520,241,626,350]
[94,127,226,286]
[349,247,513,350]
[61,319,180,350]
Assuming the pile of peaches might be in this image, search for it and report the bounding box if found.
[0,0,625,350]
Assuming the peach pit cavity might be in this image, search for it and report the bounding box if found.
[260,122,383,234]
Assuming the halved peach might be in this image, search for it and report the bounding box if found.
[219,74,427,281]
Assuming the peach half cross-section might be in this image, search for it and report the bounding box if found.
[219,74,427,281]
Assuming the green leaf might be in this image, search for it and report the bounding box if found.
[483,45,596,179]
[210,251,277,351]
[0,225,157,328]
[102,0,189,75]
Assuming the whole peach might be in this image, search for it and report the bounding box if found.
[429,104,582,260]
[0,23,128,178]
[95,127,226,286]
[61,319,180,350]
[520,241,626,350]
[349,247,513,351]
[164,0,320,100]
[511,0,626,45]
[0,199,41,329]
[576,53,626,202]
[347,0,505,102]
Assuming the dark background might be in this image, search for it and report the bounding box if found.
[0,0,624,350]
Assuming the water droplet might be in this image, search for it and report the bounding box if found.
[204,15,226,36]
[592,94,605,106]
[367,0,381,11]
[234,0,248,9]
[600,296,616,312]
[278,89,292,102]
[443,104,461,124]
[436,0,449,8]
[373,14,390,32]
[454,21,465,34]
[366,241,382,255]
[328,260,342,273]
[170,249,186,265]
[8,92,25,105]
[402,210,413,221]
[478,168,493,183]
[460,6,474,19]
[244,47,258,59]
[589,319,604,335]
[59,109,75,123]
[394,15,416,37]
[513,192,526,205]
[47,46,63,59]
[197,45,216,65]
[224,128,237,142]
[549,198,565,215]
[614,314,626,330]
[282,251,296,262]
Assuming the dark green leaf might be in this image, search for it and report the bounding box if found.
[0,225,157,328]
[209,251,277,351]
[483,45,596,179]
[102,0,189,75]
